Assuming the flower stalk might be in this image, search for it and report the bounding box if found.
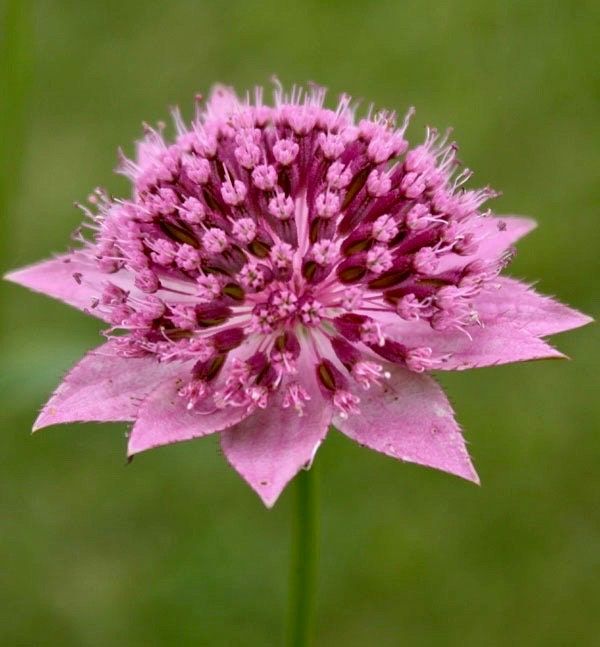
[287,463,319,647]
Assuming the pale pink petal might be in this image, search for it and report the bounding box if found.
[379,317,565,370]
[5,253,134,322]
[437,215,537,273]
[34,342,185,430]
[127,379,252,456]
[474,277,593,336]
[221,388,332,507]
[335,365,478,482]
[435,324,565,369]
[473,215,537,259]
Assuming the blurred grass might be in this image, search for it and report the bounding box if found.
[0,0,32,265]
[1,0,599,645]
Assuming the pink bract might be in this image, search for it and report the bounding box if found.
[6,83,591,506]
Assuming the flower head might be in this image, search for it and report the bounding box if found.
[6,82,591,506]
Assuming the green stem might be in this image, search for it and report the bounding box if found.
[287,465,319,647]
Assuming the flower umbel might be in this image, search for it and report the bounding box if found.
[6,83,591,506]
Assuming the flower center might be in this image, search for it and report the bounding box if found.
[249,259,332,326]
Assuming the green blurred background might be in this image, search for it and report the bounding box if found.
[1,1,598,645]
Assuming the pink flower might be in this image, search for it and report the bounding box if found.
[6,83,591,506]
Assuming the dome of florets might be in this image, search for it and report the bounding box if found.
[77,83,513,417]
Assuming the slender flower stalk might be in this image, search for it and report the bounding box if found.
[288,465,319,647]
[5,81,591,508]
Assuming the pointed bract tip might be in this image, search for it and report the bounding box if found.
[32,410,56,433]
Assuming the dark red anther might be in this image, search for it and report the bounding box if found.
[222,246,247,272]
[278,167,292,195]
[340,222,373,256]
[316,358,347,393]
[302,259,331,285]
[275,330,301,359]
[256,363,277,389]
[195,302,232,328]
[368,339,408,364]
[367,256,412,290]
[309,217,336,244]
[342,237,373,256]
[316,359,335,391]
[361,188,404,224]
[247,229,274,259]
[159,219,199,248]
[340,166,371,213]
[193,353,226,381]
[211,327,245,352]
[202,186,224,213]
[246,351,269,374]
[245,351,277,389]
[222,282,245,302]
[383,280,438,305]
[330,336,361,371]
[333,313,369,342]
[272,218,298,247]
[336,254,368,284]
[337,264,366,284]
[392,226,440,256]
[248,238,271,258]
[205,246,248,276]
